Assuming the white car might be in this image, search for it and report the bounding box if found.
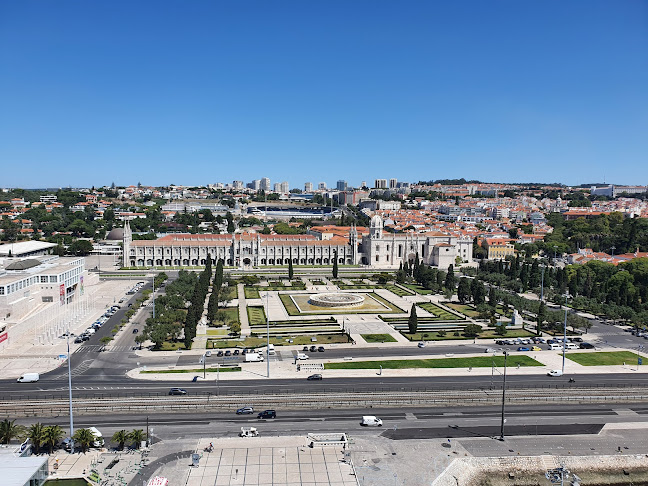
[547,369,563,377]
[296,353,309,360]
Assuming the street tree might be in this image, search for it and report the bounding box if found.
[129,429,146,449]
[332,251,339,279]
[42,425,65,454]
[0,418,24,444]
[27,422,46,453]
[111,430,129,450]
[73,428,96,453]
[457,278,471,304]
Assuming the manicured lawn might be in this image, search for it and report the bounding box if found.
[402,283,435,295]
[156,341,186,351]
[565,351,643,366]
[279,292,403,315]
[141,366,241,374]
[446,303,480,318]
[214,307,240,324]
[247,306,267,326]
[206,329,229,336]
[401,328,535,341]
[361,333,397,343]
[324,355,542,370]
[417,302,462,320]
[244,287,260,299]
[310,279,325,285]
[385,285,414,297]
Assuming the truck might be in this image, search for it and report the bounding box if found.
[245,352,264,362]
[360,415,383,427]
[17,373,39,383]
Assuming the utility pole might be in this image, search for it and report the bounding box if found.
[499,351,508,441]
[540,264,544,302]
[266,291,270,378]
[66,331,75,453]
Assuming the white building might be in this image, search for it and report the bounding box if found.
[304,182,313,192]
[318,182,327,190]
[260,177,271,192]
[280,181,290,193]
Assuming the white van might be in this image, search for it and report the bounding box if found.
[296,353,309,360]
[565,343,578,350]
[361,416,383,427]
[549,344,562,350]
[17,373,40,383]
[88,427,105,447]
[267,344,275,356]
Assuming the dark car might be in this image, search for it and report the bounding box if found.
[74,337,83,344]
[242,349,248,355]
[132,328,139,334]
[310,345,317,352]
[571,337,583,343]
[307,374,323,380]
[216,350,224,357]
[236,406,254,415]
[257,410,276,419]
[168,388,187,396]
[225,350,231,356]
[318,346,325,352]
[81,335,90,341]
[303,346,309,352]
[233,349,240,356]
[580,343,595,349]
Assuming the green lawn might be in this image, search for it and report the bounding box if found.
[402,283,435,295]
[156,341,186,351]
[244,287,260,299]
[141,366,241,374]
[214,307,240,324]
[324,355,542,370]
[361,333,398,343]
[279,292,403,316]
[310,279,325,285]
[446,303,480,318]
[417,302,462,320]
[565,351,643,366]
[206,328,229,336]
[385,285,414,297]
[401,328,535,341]
[247,306,267,326]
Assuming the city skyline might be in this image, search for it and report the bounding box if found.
[1,1,646,187]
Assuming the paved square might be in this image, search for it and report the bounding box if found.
[186,438,357,486]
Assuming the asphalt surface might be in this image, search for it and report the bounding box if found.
[13,403,648,444]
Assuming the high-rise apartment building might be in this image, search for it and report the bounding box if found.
[389,178,398,189]
[273,183,281,192]
[260,177,271,192]
[250,179,261,191]
[336,180,347,191]
[318,182,327,190]
[374,179,387,189]
[304,182,313,192]
[280,181,290,193]
[233,180,244,190]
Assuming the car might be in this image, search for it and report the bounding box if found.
[74,337,84,344]
[418,342,426,348]
[233,349,240,356]
[580,343,595,349]
[132,328,139,334]
[168,388,187,395]
[236,406,254,415]
[570,337,584,343]
[119,298,125,303]
[536,338,546,343]
[225,350,231,356]
[547,370,564,377]
[303,346,309,352]
[531,346,542,351]
[484,348,497,353]
[318,346,325,352]
[310,345,317,352]
[517,346,530,352]
[216,350,224,357]
[257,410,276,419]
[81,335,90,341]
[241,349,248,355]
[307,374,323,380]
[205,350,212,357]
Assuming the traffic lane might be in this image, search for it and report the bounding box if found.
[4,373,648,400]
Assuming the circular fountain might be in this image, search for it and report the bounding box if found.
[308,293,365,308]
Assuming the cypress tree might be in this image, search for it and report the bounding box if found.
[408,304,418,334]
[288,259,294,280]
[332,250,338,279]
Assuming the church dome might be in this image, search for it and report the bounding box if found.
[106,227,125,240]
[370,214,383,229]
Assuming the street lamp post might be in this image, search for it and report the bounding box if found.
[266,291,270,378]
[66,331,75,453]
[499,351,508,441]
[540,264,545,302]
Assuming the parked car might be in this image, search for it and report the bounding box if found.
[580,343,595,349]
[132,328,139,334]
[517,346,530,352]
[317,346,325,352]
[74,337,84,344]
[225,350,231,356]
[216,350,224,357]
[168,388,187,395]
[303,346,309,352]
[418,342,426,348]
[531,346,542,351]
[257,410,276,419]
[310,345,318,352]
[236,406,254,415]
[233,349,240,356]
[307,374,322,380]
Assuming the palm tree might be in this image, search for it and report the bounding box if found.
[128,429,146,449]
[111,429,129,450]
[42,425,65,454]
[73,428,96,454]
[0,418,25,444]
[27,423,46,453]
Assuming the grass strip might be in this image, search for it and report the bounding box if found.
[361,333,397,343]
[324,355,542,370]
[565,351,643,366]
[141,367,241,374]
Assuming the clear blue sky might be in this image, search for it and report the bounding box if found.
[1,1,646,189]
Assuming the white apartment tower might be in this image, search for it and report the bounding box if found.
[304,182,313,192]
[389,178,398,189]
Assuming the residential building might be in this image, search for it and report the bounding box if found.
[336,180,347,191]
[318,182,327,190]
[389,178,398,189]
[280,181,290,193]
[304,182,313,192]
[374,179,387,189]
[486,238,515,260]
[260,177,271,192]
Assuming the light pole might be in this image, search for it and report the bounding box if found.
[499,351,508,441]
[540,264,545,302]
[66,330,75,453]
[610,246,616,259]
[266,290,270,378]
[151,268,156,320]
[562,294,569,374]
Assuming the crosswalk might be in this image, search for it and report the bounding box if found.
[58,359,94,377]
[75,345,137,354]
